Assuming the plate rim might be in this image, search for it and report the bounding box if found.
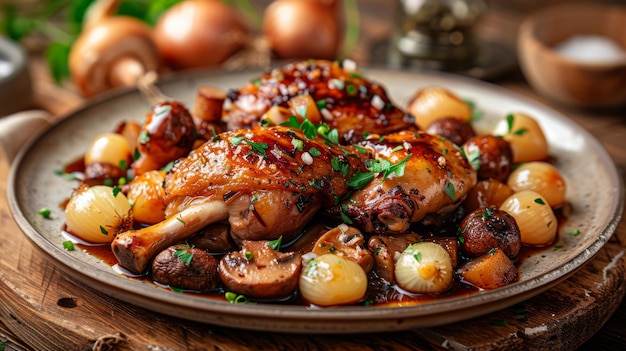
[6,66,624,333]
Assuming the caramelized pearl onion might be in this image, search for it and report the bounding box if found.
[299,253,367,306]
[507,162,566,208]
[493,113,548,163]
[499,190,557,246]
[395,242,453,294]
[65,185,133,244]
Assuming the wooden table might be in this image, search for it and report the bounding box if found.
[1,1,625,350]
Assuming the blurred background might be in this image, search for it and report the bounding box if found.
[0,0,624,115]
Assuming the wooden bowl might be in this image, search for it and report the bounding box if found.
[517,3,626,109]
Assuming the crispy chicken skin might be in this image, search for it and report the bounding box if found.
[164,125,363,242]
[333,131,477,234]
[224,60,414,143]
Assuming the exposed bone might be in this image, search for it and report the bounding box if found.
[112,200,228,274]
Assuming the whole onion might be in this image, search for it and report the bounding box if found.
[153,0,248,69]
[262,0,344,60]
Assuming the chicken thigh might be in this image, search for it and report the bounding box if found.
[332,131,477,235]
[112,125,363,274]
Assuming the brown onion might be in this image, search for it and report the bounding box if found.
[153,0,248,69]
[262,0,343,60]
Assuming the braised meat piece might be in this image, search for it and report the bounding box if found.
[112,125,363,274]
[223,60,414,143]
[333,131,477,235]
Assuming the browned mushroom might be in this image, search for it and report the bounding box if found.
[187,222,236,254]
[218,240,302,299]
[151,244,220,292]
[458,207,522,259]
[69,15,161,97]
[311,224,374,273]
[131,100,196,176]
[367,233,421,284]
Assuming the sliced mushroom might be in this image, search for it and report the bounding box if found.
[367,233,421,284]
[311,224,374,273]
[218,240,302,299]
[151,244,219,292]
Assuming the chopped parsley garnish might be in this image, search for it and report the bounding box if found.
[339,204,353,224]
[161,161,175,172]
[413,252,422,262]
[464,99,483,122]
[228,135,269,157]
[173,247,194,265]
[54,169,78,181]
[331,157,350,177]
[100,226,108,235]
[138,131,150,144]
[38,207,51,219]
[247,140,269,157]
[347,171,375,189]
[346,154,412,190]
[316,99,327,110]
[292,138,303,151]
[176,215,185,225]
[567,229,581,236]
[225,292,250,304]
[444,182,456,201]
[112,186,122,197]
[62,241,75,251]
[267,236,283,251]
[309,147,321,157]
[119,159,127,169]
[534,198,546,205]
[245,250,254,260]
[228,135,243,146]
[505,114,528,136]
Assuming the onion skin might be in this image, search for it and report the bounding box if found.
[153,0,248,69]
[65,185,133,244]
[299,253,367,306]
[499,190,557,246]
[507,161,566,208]
[407,87,472,130]
[493,113,548,163]
[394,242,453,294]
[263,0,343,60]
[84,133,132,169]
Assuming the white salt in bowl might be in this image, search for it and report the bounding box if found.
[517,3,626,109]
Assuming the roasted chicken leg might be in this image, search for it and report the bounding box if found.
[112,125,363,274]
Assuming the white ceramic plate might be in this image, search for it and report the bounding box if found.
[7,67,624,333]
